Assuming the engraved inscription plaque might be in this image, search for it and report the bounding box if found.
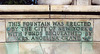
[6,19,93,42]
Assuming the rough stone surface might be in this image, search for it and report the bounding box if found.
[38,0,72,5]
[0,5,49,12]
[92,0,100,5]
[41,42,81,54]
[0,20,5,42]
[51,5,100,12]
[77,0,91,5]
[19,42,43,54]
[0,14,49,18]
[82,42,100,54]
[50,14,65,18]
[94,19,100,41]
[0,43,6,54]
[66,15,100,18]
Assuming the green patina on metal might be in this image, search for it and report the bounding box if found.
[6,21,93,42]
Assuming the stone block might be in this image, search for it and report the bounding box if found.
[0,43,6,54]
[38,0,72,5]
[94,19,100,41]
[0,20,5,42]
[51,5,100,12]
[77,0,91,5]
[41,42,81,54]
[0,5,49,12]
[92,0,100,5]
[19,42,43,54]
[82,42,100,54]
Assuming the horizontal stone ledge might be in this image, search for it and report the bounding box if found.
[0,14,49,18]
[50,14,100,18]
[0,5,49,12]
[0,5,100,12]
[0,14,100,19]
[65,15,100,18]
[51,5,100,12]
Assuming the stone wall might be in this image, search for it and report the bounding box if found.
[0,0,100,54]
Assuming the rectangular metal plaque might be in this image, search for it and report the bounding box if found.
[6,19,93,42]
